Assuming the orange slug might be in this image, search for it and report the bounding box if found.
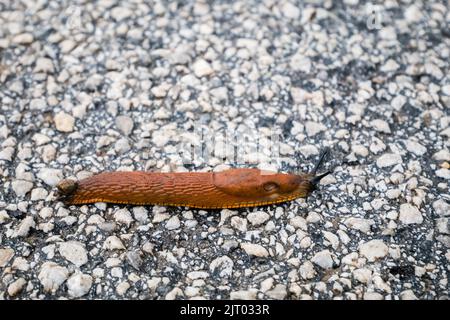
[56,149,332,209]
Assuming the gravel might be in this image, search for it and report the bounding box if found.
[0,0,449,300]
[67,273,93,298]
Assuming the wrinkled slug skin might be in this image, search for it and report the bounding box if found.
[66,169,314,209]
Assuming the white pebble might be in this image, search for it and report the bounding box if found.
[67,273,93,297]
[359,239,388,262]
[240,243,268,257]
[399,203,423,224]
[54,112,75,132]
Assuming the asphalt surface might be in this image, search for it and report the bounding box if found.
[0,0,449,300]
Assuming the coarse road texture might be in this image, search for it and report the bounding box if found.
[0,0,449,300]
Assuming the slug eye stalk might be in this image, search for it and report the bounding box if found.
[309,147,332,188]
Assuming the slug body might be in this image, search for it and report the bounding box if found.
[57,148,332,209]
[57,169,316,209]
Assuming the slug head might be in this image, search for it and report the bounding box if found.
[213,145,333,204]
[213,169,315,202]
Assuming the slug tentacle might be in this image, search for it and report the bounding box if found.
[308,147,333,189]
[312,147,330,174]
[56,149,333,209]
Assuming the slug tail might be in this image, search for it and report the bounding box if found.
[55,179,79,203]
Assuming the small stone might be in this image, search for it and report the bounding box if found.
[323,231,340,249]
[132,207,148,223]
[386,189,401,199]
[371,119,391,133]
[153,108,171,119]
[187,271,209,280]
[0,211,10,224]
[344,217,374,234]
[34,57,54,73]
[437,235,450,247]
[12,33,33,44]
[54,112,75,132]
[153,212,170,223]
[376,153,402,168]
[436,218,450,234]
[59,241,88,267]
[266,284,287,299]
[405,139,427,156]
[38,262,69,293]
[231,216,247,232]
[0,248,14,267]
[14,216,35,237]
[289,216,307,230]
[39,207,53,219]
[290,54,311,73]
[400,289,418,300]
[352,145,369,157]
[96,135,115,149]
[7,278,27,297]
[436,168,450,179]
[306,212,321,224]
[30,188,48,201]
[151,131,170,147]
[391,95,407,110]
[169,45,191,65]
[60,39,76,53]
[11,180,33,196]
[115,116,134,136]
[104,236,125,250]
[165,216,180,230]
[209,256,234,277]
[114,208,133,226]
[126,251,143,270]
[404,5,422,23]
[247,211,270,226]
[230,289,258,300]
[298,145,319,157]
[210,87,228,102]
[442,85,450,96]
[116,281,130,296]
[37,168,63,186]
[433,149,450,161]
[281,2,300,19]
[151,84,171,98]
[433,199,450,216]
[165,287,183,300]
[31,133,51,146]
[114,138,130,154]
[110,6,133,21]
[67,273,93,297]
[305,121,326,136]
[0,147,14,161]
[147,277,161,292]
[311,250,334,269]
[359,239,388,262]
[399,203,423,224]
[11,257,28,272]
[192,59,214,77]
[364,292,384,300]
[353,268,372,284]
[299,261,316,280]
[240,243,269,257]
[85,74,103,91]
[380,59,399,73]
